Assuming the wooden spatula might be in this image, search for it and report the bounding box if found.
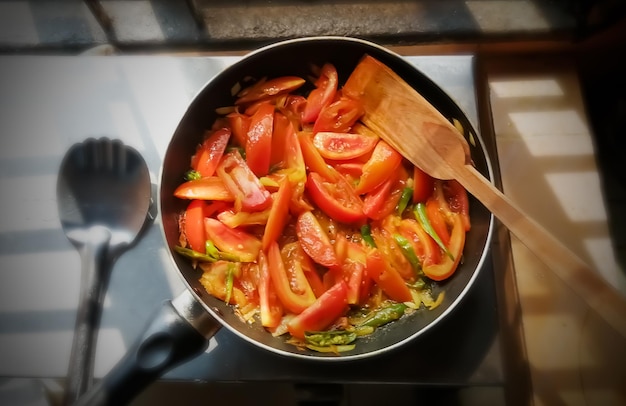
[343,54,626,339]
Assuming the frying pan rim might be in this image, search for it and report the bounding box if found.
[156,35,495,361]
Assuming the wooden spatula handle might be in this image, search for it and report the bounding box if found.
[457,164,626,339]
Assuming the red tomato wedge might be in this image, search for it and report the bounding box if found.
[312,131,378,161]
[306,172,365,224]
[426,196,451,246]
[296,211,339,268]
[287,280,349,339]
[204,217,261,262]
[284,242,326,298]
[216,150,272,212]
[184,200,207,252]
[355,140,403,195]
[312,98,364,133]
[362,175,394,220]
[270,112,291,167]
[397,218,441,267]
[193,127,231,178]
[302,63,338,123]
[236,76,306,105]
[267,241,316,314]
[226,112,251,148]
[298,132,340,182]
[366,249,413,303]
[413,166,434,204]
[246,103,274,177]
[422,213,465,281]
[444,180,471,231]
[174,177,234,201]
[257,250,283,328]
[262,177,293,251]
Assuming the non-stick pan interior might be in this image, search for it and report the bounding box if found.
[159,37,493,360]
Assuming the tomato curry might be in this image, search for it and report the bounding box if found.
[173,58,471,353]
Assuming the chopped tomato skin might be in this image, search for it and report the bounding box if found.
[267,241,316,314]
[184,200,207,252]
[366,249,413,303]
[246,103,274,177]
[193,127,231,178]
[306,172,365,224]
[302,63,338,123]
[287,280,349,339]
[313,98,364,133]
[216,150,272,212]
[312,131,377,161]
[296,211,339,268]
[355,140,403,195]
[174,177,234,201]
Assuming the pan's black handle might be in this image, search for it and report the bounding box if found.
[73,290,221,406]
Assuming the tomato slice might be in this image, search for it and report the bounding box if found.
[257,250,283,328]
[204,217,262,262]
[306,172,365,224]
[422,213,465,281]
[366,249,413,303]
[312,98,364,133]
[298,131,339,182]
[296,211,339,268]
[412,165,434,204]
[270,111,290,167]
[426,196,450,246]
[267,241,316,314]
[174,177,234,201]
[312,131,378,161]
[302,63,338,123]
[285,241,326,298]
[262,177,293,251]
[193,127,231,178]
[216,150,272,212]
[362,175,394,220]
[355,140,403,195]
[184,200,207,252]
[397,218,441,267]
[236,76,306,105]
[226,112,251,148]
[287,280,349,339]
[246,103,274,177]
[444,180,471,231]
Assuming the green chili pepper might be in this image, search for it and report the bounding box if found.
[359,303,408,329]
[392,233,421,274]
[361,224,377,248]
[304,330,357,347]
[174,246,218,262]
[396,187,413,216]
[414,203,454,260]
[305,344,356,353]
[184,170,201,181]
[224,262,236,304]
[174,245,241,263]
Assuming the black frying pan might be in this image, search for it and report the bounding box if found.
[76,37,494,406]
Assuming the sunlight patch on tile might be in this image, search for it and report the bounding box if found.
[108,101,146,152]
[102,0,164,42]
[94,328,126,377]
[584,237,626,294]
[509,110,594,156]
[544,171,607,222]
[466,0,550,32]
[0,174,59,232]
[490,78,564,98]
[0,251,81,312]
